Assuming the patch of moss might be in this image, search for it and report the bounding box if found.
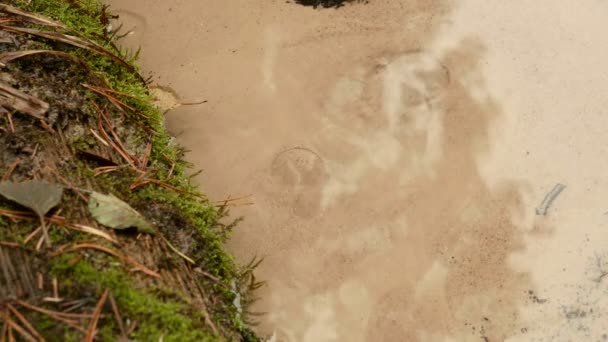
[0,0,262,340]
[51,256,216,342]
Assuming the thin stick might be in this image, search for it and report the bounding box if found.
[125,320,138,336]
[91,102,135,167]
[23,226,41,245]
[52,277,59,299]
[193,268,221,283]
[96,114,136,168]
[0,209,67,225]
[4,318,35,342]
[6,111,13,133]
[15,300,93,319]
[1,318,7,342]
[93,166,120,176]
[7,324,13,342]
[68,224,118,244]
[100,113,138,167]
[37,273,43,290]
[6,304,44,342]
[51,244,160,278]
[140,142,152,171]
[129,179,201,197]
[214,194,253,204]
[0,241,19,247]
[38,119,55,134]
[29,143,39,160]
[167,160,176,178]
[535,183,566,215]
[35,233,45,251]
[84,84,136,112]
[108,293,126,338]
[89,128,109,146]
[2,159,20,181]
[162,236,195,264]
[82,84,137,99]
[84,289,109,342]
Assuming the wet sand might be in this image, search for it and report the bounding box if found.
[105,0,608,340]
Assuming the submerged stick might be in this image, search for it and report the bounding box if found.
[535,183,566,215]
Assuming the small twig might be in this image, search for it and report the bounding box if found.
[52,277,59,299]
[1,316,7,342]
[167,161,176,178]
[0,210,67,228]
[161,154,177,178]
[67,224,118,244]
[83,84,147,118]
[129,178,201,197]
[125,320,138,337]
[536,183,566,215]
[93,165,120,176]
[92,103,136,168]
[89,128,109,147]
[140,142,152,171]
[189,273,219,335]
[6,111,13,133]
[193,268,221,283]
[0,241,19,247]
[189,169,203,179]
[15,300,92,319]
[214,194,253,204]
[51,244,161,278]
[38,119,55,134]
[101,112,139,167]
[41,297,63,303]
[82,84,137,99]
[84,289,108,342]
[6,304,44,342]
[37,273,43,290]
[29,143,39,160]
[66,253,83,267]
[180,100,208,106]
[108,293,126,339]
[35,234,45,251]
[2,317,35,342]
[162,236,195,264]
[23,226,41,245]
[2,159,20,181]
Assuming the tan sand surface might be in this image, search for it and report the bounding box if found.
[105,0,608,340]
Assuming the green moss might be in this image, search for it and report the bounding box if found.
[51,257,216,342]
[2,1,262,340]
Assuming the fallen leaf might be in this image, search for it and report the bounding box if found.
[0,180,63,247]
[88,192,155,234]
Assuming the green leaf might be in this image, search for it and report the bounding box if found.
[0,180,63,248]
[0,180,63,217]
[88,192,155,234]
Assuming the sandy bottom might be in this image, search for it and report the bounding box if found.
[105,0,608,340]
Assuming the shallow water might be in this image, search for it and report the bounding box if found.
[105,0,608,340]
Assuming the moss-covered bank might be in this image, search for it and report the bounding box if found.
[0,1,261,340]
